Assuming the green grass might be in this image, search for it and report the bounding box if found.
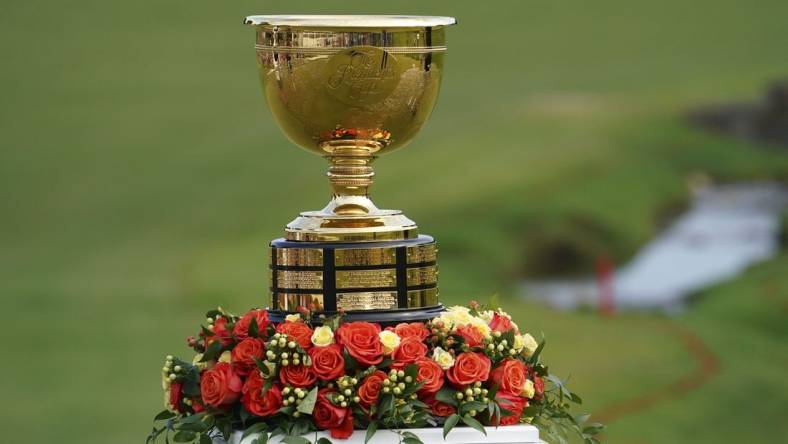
[1,1,787,443]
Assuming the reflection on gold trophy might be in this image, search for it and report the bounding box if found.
[245,15,456,323]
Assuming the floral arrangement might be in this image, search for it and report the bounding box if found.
[147,302,602,444]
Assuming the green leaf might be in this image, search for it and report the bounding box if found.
[461,415,487,436]
[200,340,223,362]
[434,387,458,407]
[199,434,212,444]
[528,338,546,364]
[488,294,500,311]
[249,318,259,338]
[459,401,487,416]
[316,438,332,444]
[365,422,378,444]
[404,364,419,380]
[410,399,428,409]
[281,437,311,444]
[297,387,319,415]
[442,414,460,439]
[400,432,419,441]
[242,423,268,440]
[175,422,208,433]
[172,430,196,442]
[343,349,359,371]
[403,438,421,444]
[201,326,215,338]
[253,432,271,444]
[178,412,207,424]
[378,394,394,416]
[154,410,176,421]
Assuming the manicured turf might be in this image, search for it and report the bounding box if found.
[1,1,786,443]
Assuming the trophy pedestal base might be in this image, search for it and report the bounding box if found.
[268,235,441,325]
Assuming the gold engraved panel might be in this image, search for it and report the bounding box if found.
[406,244,437,264]
[407,288,439,308]
[406,266,438,286]
[275,293,325,311]
[337,291,398,311]
[335,247,396,266]
[336,269,397,289]
[276,248,323,267]
[276,270,323,289]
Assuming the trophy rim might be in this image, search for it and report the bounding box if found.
[244,15,457,28]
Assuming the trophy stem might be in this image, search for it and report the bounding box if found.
[323,140,381,215]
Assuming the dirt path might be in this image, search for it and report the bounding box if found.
[594,320,720,423]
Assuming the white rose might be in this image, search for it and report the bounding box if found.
[521,379,535,398]
[379,330,401,354]
[521,333,539,357]
[432,346,455,370]
[311,325,335,346]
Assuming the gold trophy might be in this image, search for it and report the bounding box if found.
[244,15,456,323]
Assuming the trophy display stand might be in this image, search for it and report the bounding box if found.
[246,15,456,324]
[224,425,545,444]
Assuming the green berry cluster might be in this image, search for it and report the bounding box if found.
[265,333,310,367]
[381,369,419,400]
[328,375,360,407]
[281,386,310,416]
[453,381,489,417]
[485,330,517,360]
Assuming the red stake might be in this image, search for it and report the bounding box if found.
[596,256,615,316]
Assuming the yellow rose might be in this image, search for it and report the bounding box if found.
[285,314,301,323]
[432,346,455,370]
[478,310,494,323]
[521,379,535,398]
[192,353,208,371]
[469,316,492,339]
[218,351,232,363]
[443,306,474,329]
[521,333,539,357]
[379,330,401,354]
[311,325,335,347]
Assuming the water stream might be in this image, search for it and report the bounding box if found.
[521,183,787,311]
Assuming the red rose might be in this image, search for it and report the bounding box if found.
[234,309,270,341]
[231,338,266,376]
[200,362,242,408]
[357,370,387,407]
[455,324,484,348]
[336,322,383,366]
[414,357,444,395]
[489,358,527,395]
[168,382,183,413]
[308,344,345,381]
[494,391,527,426]
[393,322,430,341]
[392,336,428,365]
[446,352,491,387]
[279,364,317,388]
[425,396,456,417]
[242,371,282,417]
[191,398,205,413]
[276,321,314,350]
[489,312,516,334]
[209,317,234,346]
[313,389,352,438]
[533,376,545,401]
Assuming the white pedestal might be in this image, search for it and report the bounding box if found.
[223,425,543,444]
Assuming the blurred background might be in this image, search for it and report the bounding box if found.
[2,1,787,443]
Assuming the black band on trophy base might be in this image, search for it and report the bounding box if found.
[268,235,443,324]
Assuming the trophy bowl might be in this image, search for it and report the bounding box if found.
[246,15,456,242]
